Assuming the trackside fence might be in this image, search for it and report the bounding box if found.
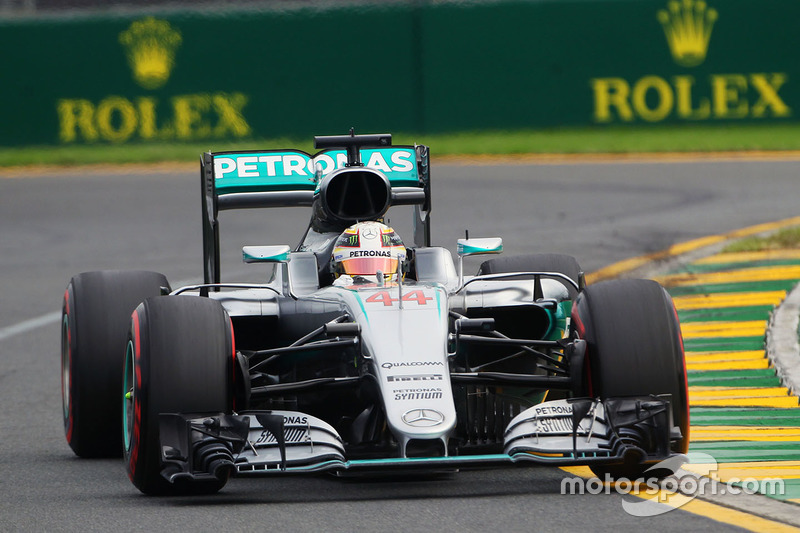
[1,0,797,146]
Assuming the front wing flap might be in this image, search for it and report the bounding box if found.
[159,410,346,483]
[503,396,674,464]
[157,397,678,482]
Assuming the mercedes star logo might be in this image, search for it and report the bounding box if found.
[402,408,445,427]
[360,226,378,239]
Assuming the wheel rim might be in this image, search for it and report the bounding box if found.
[123,340,135,453]
[61,315,71,423]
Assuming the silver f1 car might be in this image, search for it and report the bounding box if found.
[61,132,689,495]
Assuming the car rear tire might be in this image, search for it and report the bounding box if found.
[571,279,689,479]
[62,270,170,458]
[124,295,235,495]
[477,253,583,297]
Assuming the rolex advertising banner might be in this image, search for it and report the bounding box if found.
[0,0,796,147]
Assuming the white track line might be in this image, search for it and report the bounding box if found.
[0,277,205,343]
[0,311,61,342]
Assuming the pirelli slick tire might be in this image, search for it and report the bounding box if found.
[61,270,170,458]
[571,279,689,480]
[124,295,234,496]
[478,253,583,298]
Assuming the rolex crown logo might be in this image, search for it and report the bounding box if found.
[119,17,182,90]
[657,0,717,67]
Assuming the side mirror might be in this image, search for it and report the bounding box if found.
[242,245,291,264]
[456,237,502,287]
[457,237,503,257]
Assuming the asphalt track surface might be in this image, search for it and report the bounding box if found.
[4,156,800,531]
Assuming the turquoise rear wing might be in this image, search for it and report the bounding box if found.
[200,141,431,284]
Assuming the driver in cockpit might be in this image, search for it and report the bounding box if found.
[330,221,406,286]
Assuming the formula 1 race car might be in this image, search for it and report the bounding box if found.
[61,132,688,495]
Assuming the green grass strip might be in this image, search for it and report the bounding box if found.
[667,280,799,296]
[672,259,800,275]
[678,306,773,323]
[690,407,800,426]
[687,368,781,388]
[688,369,776,379]
[684,336,765,352]
[759,479,800,501]
[690,407,800,416]
[691,415,800,427]
[689,441,800,462]
[6,123,800,168]
[687,376,781,389]
[723,227,800,253]
[694,450,800,462]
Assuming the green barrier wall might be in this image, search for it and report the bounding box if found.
[0,0,796,146]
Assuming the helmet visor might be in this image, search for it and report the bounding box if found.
[340,257,399,277]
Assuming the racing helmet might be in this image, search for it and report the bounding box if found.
[332,221,406,278]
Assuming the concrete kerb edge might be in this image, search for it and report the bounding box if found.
[766,289,800,397]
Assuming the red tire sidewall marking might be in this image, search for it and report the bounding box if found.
[63,288,74,443]
[127,310,143,480]
[671,301,690,451]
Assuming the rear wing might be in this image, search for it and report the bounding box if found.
[200,140,431,285]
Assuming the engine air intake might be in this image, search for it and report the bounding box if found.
[316,167,391,228]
